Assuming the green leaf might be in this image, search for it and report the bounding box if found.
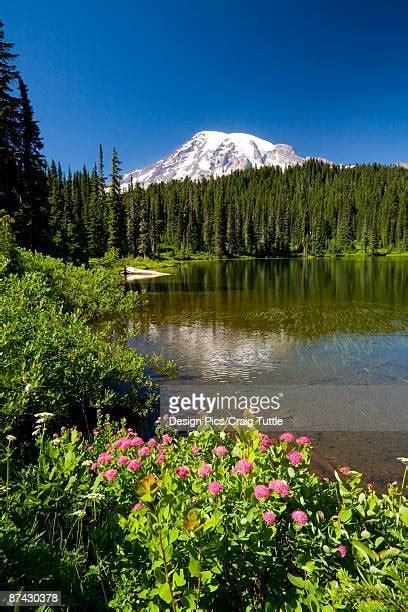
[288,573,305,589]
[302,560,316,574]
[399,505,408,526]
[200,570,213,584]
[339,507,352,523]
[154,568,166,584]
[352,539,378,562]
[157,582,173,604]
[188,555,201,577]
[378,547,400,560]
[173,569,186,587]
[287,467,296,479]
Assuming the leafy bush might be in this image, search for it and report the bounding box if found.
[0,271,152,436]
[15,248,143,322]
[3,419,406,610]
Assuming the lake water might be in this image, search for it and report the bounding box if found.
[128,258,408,485]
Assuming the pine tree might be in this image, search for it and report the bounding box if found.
[0,21,21,218]
[15,77,48,251]
[138,192,150,257]
[213,183,226,256]
[106,148,126,255]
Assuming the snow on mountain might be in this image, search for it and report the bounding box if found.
[122,130,314,188]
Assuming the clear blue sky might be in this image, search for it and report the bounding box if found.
[2,0,408,172]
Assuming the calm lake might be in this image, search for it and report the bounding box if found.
[128,258,407,485]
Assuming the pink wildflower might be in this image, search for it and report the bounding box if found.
[155,417,162,424]
[117,456,130,466]
[291,510,308,525]
[287,450,303,466]
[155,454,166,464]
[269,479,290,498]
[101,469,118,482]
[296,436,311,445]
[213,445,229,457]
[337,544,347,557]
[133,502,143,511]
[162,434,173,444]
[191,445,201,455]
[138,446,151,457]
[254,485,270,500]
[208,481,223,495]
[233,458,254,476]
[198,464,213,477]
[280,432,295,442]
[339,466,350,475]
[127,459,142,471]
[175,465,190,479]
[97,452,114,464]
[257,433,272,450]
[91,462,98,471]
[131,436,144,447]
[114,437,132,450]
[147,438,156,447]
[262,511,277,525]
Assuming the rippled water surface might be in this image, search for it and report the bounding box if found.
[128,258,407,484]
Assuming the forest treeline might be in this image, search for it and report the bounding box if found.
[1,20,407,263]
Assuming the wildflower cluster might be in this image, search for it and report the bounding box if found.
[85,421,400,609]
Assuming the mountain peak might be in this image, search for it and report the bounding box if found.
[122,131,309,187]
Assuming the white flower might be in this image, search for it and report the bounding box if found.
[34,412,55,419]
[6,435,16,442]
[81,460,93,467]
[71,509,86,517]
[24,383,32,392]
[32,429,41,436]
[397,457,408,465]
[81,492,105,500]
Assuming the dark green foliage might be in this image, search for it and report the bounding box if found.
[0,23,50,251]
[14,78,49,251]
[106,148,126,256]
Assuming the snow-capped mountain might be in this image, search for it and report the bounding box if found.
[122,130,317,188]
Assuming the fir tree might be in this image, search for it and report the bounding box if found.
[15,78,48,251]
[107,148,126,255]
[0,21,21,218]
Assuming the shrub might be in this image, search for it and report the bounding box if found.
[0,272,152,436]
[15,248,143,322]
